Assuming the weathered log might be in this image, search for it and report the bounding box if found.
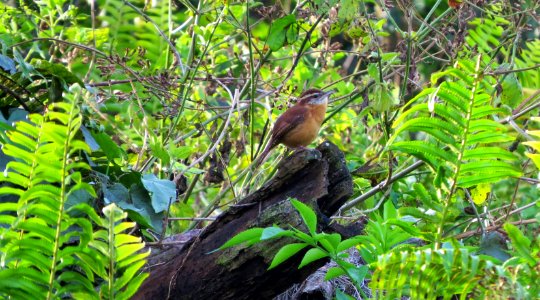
[134,141,354,300]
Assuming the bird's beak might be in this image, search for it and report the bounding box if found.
[318,90,335,102]
[322,90,336,98]
[308,90,335,105]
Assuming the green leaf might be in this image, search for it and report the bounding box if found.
[389,141,456,168]
[91,131,126,162]
[219,228,264,250]
[462,147,516,160]
[335,288,356,300]
[325,266,346,280]
[286,23,298,44]
[261,227,292,240]
[268,243,308,270]
[371,83,397,112]
[336,238,361,253]
[267,15,296,51]
[298,248,328,268]
[503,223,536,266]
[347,265,368,285]
[31,59,84,86]
[141,173,176,213]
[115,273,149,300]
[290,199,317,234]
[319,233,341,253]
[338,0,359,20]
[499,71,523,107]
[169,145,192,160]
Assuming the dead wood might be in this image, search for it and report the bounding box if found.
[134,141,354,300]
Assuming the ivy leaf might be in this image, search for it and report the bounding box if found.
[267,15,296,51]
[141,174,176,213]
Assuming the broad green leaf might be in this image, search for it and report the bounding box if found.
[290,199,317,234]
[91,131,126,162]
[335,288,356,300]
[219,228,264,250]
[267,15,296,51]
[169,145,192,160]
[336,238,362,253]
[504,223,536,266]
[347,265,368,285]
[268,243,308,270]
[320,233,342,251]
[324,266,346,280]
[115,260,146,290]
[117,243,145,262]
[298,248,328,268]
[141,173,176,213]
[261,227,292,240]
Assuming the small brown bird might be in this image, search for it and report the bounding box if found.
[256,88,334,166]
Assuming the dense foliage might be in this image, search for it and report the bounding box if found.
[0,0,538,298]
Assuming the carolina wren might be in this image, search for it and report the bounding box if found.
[257,88,334,165]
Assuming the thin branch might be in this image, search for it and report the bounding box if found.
[173,88,239,183]
[486,63,540,76]
[275,13,326,94]
[337,160,425,213]
[453,218,537,240]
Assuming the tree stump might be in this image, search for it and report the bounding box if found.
[134,141,354,300]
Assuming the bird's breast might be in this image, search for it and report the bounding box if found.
[281,104,326,148]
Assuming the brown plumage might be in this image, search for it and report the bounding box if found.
[256,88,334,166]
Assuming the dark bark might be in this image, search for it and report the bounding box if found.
[134,141,354,300]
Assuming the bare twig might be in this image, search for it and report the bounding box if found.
[453,218,537,240]
[173,88,239,184]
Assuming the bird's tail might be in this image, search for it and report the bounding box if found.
[253,141,274,168]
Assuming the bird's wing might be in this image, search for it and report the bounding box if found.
[269,105,308,147]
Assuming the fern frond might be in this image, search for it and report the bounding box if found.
[0,101,98,298]
[371,246,497,299]
[389,57,521,189]
[89,203,150,300]
[516,40,540,89]
[465,14,509,56]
